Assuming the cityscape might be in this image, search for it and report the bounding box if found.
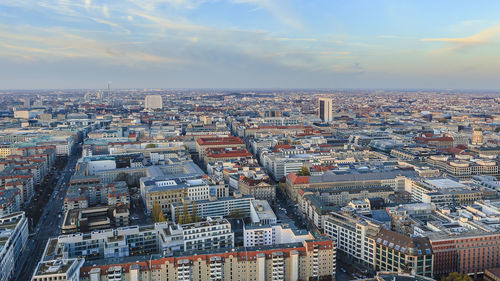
[1,1,500,281]
[0,89,498,281]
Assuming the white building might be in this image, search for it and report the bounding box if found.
[324,209,379,268]
[31,258,84,281]
[318,97,333,122]
[145,95,163,110]
[0,212,29,281]
[243,223,313,247]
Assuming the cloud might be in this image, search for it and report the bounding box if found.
[0,28,180,64]
[421,25,500,52]
[229,0,302,29]
[376,35,398,39]
[102,4,110,18]
[84,0,91,9]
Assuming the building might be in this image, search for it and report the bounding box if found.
[144,95,163,110]
[31,258,84,281]
[286,169,413,202]
[472,128,484,145]
[61,205,130,234]
[171,194,254,223]
[0,212,29,281]
[324,209,380,268]
[318,97,333,122]
[244,223,313,247]
[485,268,500,281]
[182,217,234,251]
[374,228,434,278]
[78,239,336,281]
[405,178,483,206]
[45,218,234,262]
[238,175,276,202]
[196,136,246,164]
[0,189,21,216]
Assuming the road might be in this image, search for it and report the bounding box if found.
[14,154,79,281]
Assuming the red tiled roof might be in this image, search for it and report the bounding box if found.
[287,172,309,185]
[197,136,245,146]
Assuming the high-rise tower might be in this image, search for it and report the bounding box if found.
[318,97,333,122]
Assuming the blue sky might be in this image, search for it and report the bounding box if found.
[1,0,500,89]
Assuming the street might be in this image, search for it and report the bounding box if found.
[14,154,79,281]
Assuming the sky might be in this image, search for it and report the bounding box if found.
[1,0,500,90]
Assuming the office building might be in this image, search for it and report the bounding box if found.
[318,97,333,122]
[0,212,29,281]
[145,95,163,110]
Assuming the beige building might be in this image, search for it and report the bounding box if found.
[78,239,336,281]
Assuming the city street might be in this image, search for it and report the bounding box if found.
[14,154,79,281]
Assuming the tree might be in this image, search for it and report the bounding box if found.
[151,201,161,223]
[441,272,473,281]
[296,166,310,176]
[191,201,201,223]
[145,143,157,149]
[182,201,192,224]
[158,210,166,222]
[496,126,500,133]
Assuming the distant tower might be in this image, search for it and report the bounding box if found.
[472,128,483,145]
[145,95,163,110]
[318,97,333,122]
[107,82,111,99]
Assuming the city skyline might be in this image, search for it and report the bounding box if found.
[1,0,500,89]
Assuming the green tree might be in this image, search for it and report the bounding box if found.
[441,272,473,281]
[296,166,310,176]
[145,143,157,149]
[495,126,500,133]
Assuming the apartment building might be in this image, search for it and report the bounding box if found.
[0,212,29,281]
[0,189,21,216]
[243,223,313,247]
[374,228,434,278]
[171,194,254,223]
[78,239,336,281]
[238,175,276,202]
[286,169,414,202]
[426,155,499,179]
[324,209,379,268]
[45,218,234,262]
[196,136,246,164]
[31,258,84,281]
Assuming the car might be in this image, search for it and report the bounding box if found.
[340,268,346,273]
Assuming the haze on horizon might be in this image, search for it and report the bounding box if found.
[1,0,500,90]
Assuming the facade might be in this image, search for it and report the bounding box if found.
[243,223,313,247]
[374,228,434,278]
[319,97,333,122]
[45,218,233,262]
[238,175,276,202]
[0,188,21,216]
[144,95,163,110]
[182,218,234,251]
[78,239,336,281]
[0,212,29,281]
[61,205,130,234]
[195,136,246,164]
[31,258,84,281]
[171,194,254,223]
[324,209,379,268]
